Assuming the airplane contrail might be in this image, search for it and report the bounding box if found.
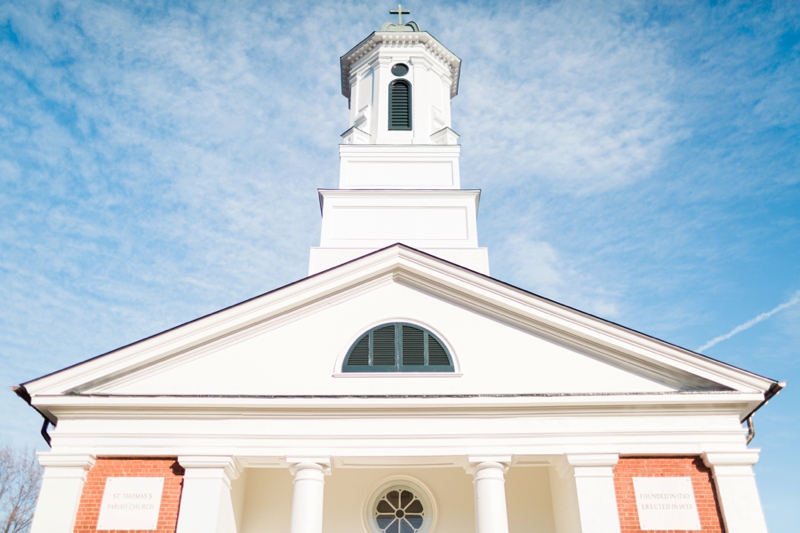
[697,290,800,352]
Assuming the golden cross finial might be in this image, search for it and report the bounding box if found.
[390,4,410,25]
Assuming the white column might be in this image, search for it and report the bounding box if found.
[288,458,331,533]
[703,451,768,533]
[466,456,511,533]
[176,456,240,533]
[30,453,95,533]
[556,454,621,533]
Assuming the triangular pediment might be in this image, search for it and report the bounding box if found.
[23,246,774,415]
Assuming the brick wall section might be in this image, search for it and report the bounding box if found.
[73,457,184,533]
[614,456,725,533]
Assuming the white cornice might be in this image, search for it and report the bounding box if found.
[317,188,481,214]
[338,144,461,155]
[340,32,461,99]
[33,391,763,422]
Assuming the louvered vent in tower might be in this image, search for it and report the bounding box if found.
[389,80,411,130]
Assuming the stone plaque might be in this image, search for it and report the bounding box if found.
[97,477,164,530]
[633,477,701,530]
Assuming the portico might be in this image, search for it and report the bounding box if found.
[30,444,768,533]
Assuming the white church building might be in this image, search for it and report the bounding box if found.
[16,13,782,533]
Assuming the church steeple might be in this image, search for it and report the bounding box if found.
[309,14,488,276]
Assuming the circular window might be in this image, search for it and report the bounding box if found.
[391,63,409,76]
[367,481,433,533]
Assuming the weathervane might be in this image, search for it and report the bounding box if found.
[390,4,410,25]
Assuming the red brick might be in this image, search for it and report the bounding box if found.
[73,457,184,533]
[614,456,725,533]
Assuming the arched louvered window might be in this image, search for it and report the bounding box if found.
[344,323,453,372]
[389,80,412,130]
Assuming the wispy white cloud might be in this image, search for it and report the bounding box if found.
[433,0,683,194]
[697,290,800,352]
[493,234,622,319]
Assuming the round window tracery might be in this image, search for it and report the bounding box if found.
[374,487,426,533]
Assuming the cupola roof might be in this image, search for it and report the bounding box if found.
[380,20,420,32]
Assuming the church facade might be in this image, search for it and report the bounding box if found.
[17,16,781,533]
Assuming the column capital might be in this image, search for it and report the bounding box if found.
[565,453,619,467]
[702,451,760,468]
[702,451,760,479]
[555,453,619,479]
[36,452,95,480]
[36,452,96,469]
[465,456,511,476]
[286,457,331,476]
[178,456,241,484]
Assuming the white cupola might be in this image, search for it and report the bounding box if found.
[340,20,460,146]
[309,13,489,276]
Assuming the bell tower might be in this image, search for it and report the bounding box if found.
[309,10,489,275]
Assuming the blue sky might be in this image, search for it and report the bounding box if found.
[1,0,798,529]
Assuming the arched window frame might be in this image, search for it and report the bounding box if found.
[388,79,412,131]
[342,322,454,373]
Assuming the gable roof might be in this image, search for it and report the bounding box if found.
[18,244,778,422]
